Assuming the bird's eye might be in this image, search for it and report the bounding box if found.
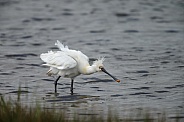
[99,66,103,69]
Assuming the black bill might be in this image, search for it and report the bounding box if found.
[100,67,120,82]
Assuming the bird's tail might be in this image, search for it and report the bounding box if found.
[47,67,59,76]
[55,40,69,52]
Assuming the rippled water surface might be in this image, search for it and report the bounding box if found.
[0,0,184,120]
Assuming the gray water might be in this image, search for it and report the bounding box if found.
[0,0,184,120]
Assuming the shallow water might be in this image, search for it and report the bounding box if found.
[0,0,184,120]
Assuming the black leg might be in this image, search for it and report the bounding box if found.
[70,78,74,95]
[54,76,61,93]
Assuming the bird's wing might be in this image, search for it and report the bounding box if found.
[55,40,89,62]
[40,51,77,70]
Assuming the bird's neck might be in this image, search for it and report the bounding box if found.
[84,65,97,75]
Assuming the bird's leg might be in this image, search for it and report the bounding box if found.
[70,78,74,95]
[54,76,61,93]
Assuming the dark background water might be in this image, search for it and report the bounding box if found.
[0,0,184,120]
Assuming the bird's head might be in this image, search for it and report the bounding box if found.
[92,57,105,72]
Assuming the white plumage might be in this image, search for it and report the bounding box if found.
[40,40,120,94]
[41,51,77,70]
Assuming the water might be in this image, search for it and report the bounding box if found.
[0,0,184,120]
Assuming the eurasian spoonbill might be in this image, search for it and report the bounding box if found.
[40,40,120,94]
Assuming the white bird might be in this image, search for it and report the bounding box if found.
[40,40,120,94]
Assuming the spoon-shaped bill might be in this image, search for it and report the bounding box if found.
[100,67,120,82]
